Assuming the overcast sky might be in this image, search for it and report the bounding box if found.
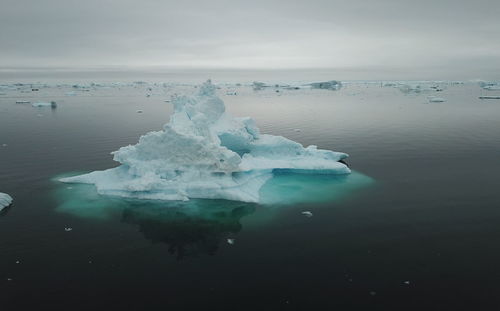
[1,0,499,79]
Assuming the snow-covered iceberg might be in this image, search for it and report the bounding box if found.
[60,80,350,203]
[0,192,13,211]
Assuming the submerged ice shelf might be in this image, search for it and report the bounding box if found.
[60,80,350,203]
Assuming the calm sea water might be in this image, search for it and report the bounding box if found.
[1,77,500,310]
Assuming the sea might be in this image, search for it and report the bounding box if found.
[1,69,500,310]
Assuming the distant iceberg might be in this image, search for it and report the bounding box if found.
[60,80,350,203]
[478,81,500,90]
[399,83,444,94]
[308,80,342,90]
[0,192,13,211]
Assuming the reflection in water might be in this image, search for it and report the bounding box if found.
[53,181,257,259]
[0,204,12,217]
[53,170,373,258]
[121,202,255,259]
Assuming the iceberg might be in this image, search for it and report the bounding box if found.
[60,80,350,203]
[0,192,13,211]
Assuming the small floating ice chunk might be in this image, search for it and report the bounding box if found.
[0,192,13,211]
[227,238,235,245]
[301,211,313,217]
[64,227,73,232]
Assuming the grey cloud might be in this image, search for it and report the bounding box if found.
[0,0,499,79]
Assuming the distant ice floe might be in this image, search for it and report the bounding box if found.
[478,81,500,90]
[252,80,341,91]
[0,193,13,211]
[398,83,444,94]
[60,80,350,203]
[308,80,342,90]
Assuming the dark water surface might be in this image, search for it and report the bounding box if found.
[1,82,500,310]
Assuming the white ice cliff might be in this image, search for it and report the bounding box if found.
[0,192,13,211]
[60,80,350,203]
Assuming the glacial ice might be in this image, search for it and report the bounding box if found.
[0,192,13,211]
[60,80,350,203]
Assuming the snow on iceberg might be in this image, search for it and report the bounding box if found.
[0,192,13,211]
[60,80,350,203]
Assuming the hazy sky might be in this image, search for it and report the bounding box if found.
[1,0,499,79]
